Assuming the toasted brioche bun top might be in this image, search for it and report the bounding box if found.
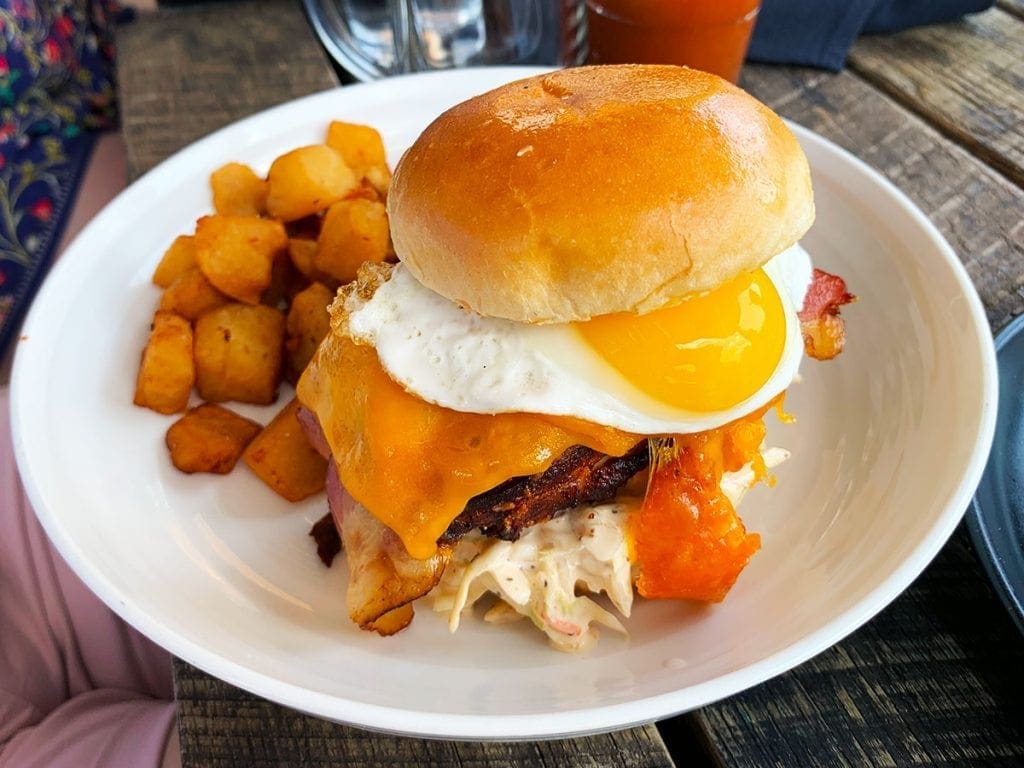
[387,65,815,324]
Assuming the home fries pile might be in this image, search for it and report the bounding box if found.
[133,121,391,499]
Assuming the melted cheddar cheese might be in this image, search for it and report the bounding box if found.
[298,333,641,559]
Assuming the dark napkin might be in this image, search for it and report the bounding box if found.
[749,0,995,70]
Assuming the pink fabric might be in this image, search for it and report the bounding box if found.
[0,386,177,768]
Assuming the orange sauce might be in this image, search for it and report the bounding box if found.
[631,395,787,602]
[586,0,761,83]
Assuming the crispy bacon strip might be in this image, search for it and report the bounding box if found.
[340,495,451,636]
[798,268,855,360]
[296,405,331,459]
[443,441,650,542]
[304,408,343,566]
[308,459,451,636]
[321,462,450,636]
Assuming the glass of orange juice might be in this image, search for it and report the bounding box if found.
[585,0,761,83]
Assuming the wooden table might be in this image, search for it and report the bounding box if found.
[117,2,1024,765]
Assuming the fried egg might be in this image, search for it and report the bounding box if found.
[346,244,813,435]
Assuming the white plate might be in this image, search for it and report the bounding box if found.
[11,68,997,739]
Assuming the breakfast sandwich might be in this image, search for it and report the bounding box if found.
[297,65,853,651]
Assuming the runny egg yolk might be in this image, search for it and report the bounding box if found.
[575,269,786,412]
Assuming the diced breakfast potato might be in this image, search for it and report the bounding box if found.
[194,215,287,304]
[344,180,381,203]
[152,235,197,288]
[287,237,319,280]
[194,303,285,405]
[285,214,324,241]
[326,121,387,172]
[262,250,303,309]
[159,267,229,320]
[363,164,392,198]
[134,311,195,414]
[210,162,269,217]
[139,124,396,497]
[314,198,390,284]
[243,398,328,501]
[166,403,262,474]
[265,145,357,222]
[285,281,333,383]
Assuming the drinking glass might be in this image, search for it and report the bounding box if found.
[586,0,761,83]
[305,0,588,81]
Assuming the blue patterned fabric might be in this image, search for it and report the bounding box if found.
[750,0,995,70]
[0,0,127,357]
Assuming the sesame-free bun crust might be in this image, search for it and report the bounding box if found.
[388,65,815,323]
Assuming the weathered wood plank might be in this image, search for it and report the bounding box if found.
[689,62,1024,767]
[118,0,339,180]
[173,658,677,768]
[695,527,1024,767]
[848,8,1024,188]
[997,0,1024,21]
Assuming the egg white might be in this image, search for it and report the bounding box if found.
[346,245,813,435]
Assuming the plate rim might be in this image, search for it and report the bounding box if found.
[10,66,1000,739]
[967,313,1024,636]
